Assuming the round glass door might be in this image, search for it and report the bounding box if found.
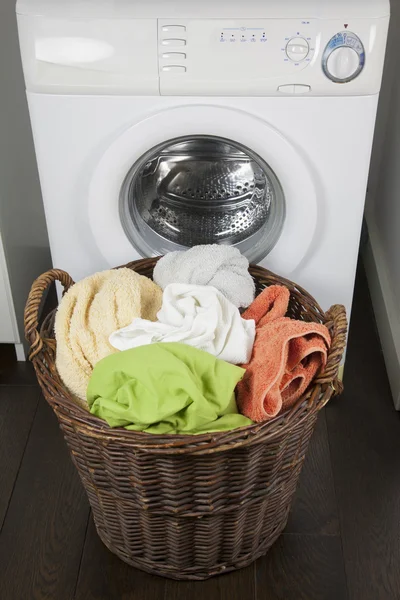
[120,135,285,262]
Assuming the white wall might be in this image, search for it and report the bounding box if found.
[365,0,400,408]
[0,0,51,349]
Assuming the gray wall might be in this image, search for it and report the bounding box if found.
[0,0,51,344]
[365,0,400,407]
[367,0,400,302]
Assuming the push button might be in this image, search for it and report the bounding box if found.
[162,65,187,73]
[278,85,295,94]
[162,53,186,60]
[162,39,186,46]
[162,25,186,33]
[294,85,311,94]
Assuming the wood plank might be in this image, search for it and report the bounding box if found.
[0,386,39,529]
[0,344,37,386]
[256,534,348,600]
[286,411,339,535]
[166,563,255,600]
[326,265,400,599]
[75,517,166,600]
[0,395,90,600]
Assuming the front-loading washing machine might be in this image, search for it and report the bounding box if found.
[17,0,389,325]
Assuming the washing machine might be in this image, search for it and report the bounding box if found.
[17,0,389,323]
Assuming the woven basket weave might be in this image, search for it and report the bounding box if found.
[24,258,347,581]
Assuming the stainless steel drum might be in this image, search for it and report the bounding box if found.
[120,136,285,261]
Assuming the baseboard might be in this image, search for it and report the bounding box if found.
[363,228,400,409]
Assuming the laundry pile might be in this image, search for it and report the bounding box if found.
[55,244,331,434]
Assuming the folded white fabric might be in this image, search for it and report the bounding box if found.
[153,245,255,309]
[109,283,256,365]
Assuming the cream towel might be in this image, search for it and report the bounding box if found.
[110,283,256,365]
[153,245,256,309]
[55,268,162,407]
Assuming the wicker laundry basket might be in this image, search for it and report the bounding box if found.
[24,258,347,581]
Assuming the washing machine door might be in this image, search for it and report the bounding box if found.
[89,105,318,274]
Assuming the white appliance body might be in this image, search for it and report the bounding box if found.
[17,0,390,322]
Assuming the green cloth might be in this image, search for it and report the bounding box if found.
[87,342,253,434]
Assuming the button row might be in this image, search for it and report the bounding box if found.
[160,24,187,75]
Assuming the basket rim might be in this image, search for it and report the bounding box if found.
[43,380,328,452]
[25,258,347,454]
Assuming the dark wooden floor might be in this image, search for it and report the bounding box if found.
[1,263,400,600]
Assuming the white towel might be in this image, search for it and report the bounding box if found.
[109,283,256,365]
[153,245,255,309]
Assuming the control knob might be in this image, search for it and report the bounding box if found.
[322,32,365,83]
[286,37,309,62]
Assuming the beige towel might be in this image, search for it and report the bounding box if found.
[55,268,162,408]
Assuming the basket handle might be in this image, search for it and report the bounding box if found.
[24,269,75,360]
[314,303,348,394]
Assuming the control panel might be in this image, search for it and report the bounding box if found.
[158,19,318,84]
[216,24,317,68]
[20,14,387,96]
[157,16,389,97]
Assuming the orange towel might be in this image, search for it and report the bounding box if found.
[236,286,331,423]
[241,284,290,326]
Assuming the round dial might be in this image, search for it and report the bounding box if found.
[322,32,365,83]
[327,47,360,80]
[286,37,309,62]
